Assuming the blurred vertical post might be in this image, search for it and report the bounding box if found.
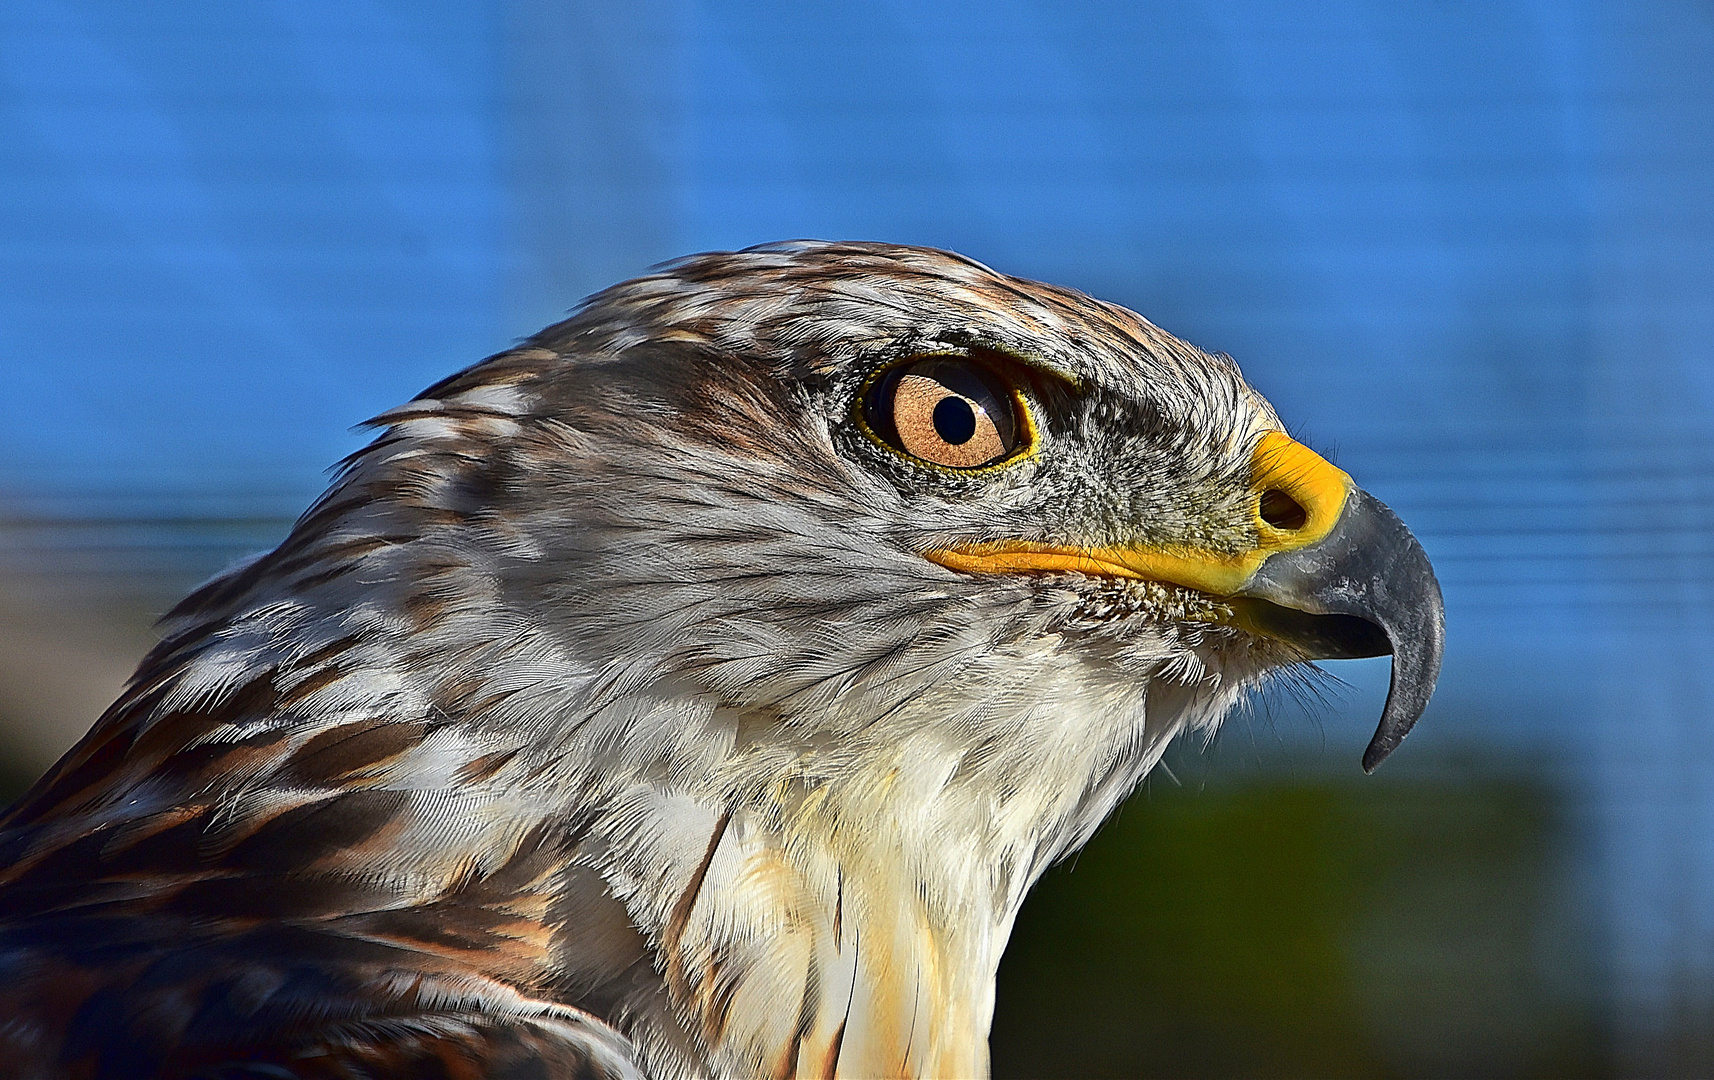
[1588,2,1714,1072]
[502,0,689,336]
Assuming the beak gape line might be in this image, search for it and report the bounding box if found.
[927,432,1446,770]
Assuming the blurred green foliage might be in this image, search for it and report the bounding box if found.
[992,755,1607,1078]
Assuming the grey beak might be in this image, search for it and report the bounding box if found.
[1235,488,1446,772]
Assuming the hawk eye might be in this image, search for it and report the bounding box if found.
[865,357,1022,469]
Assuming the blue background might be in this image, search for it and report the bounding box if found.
[2,2,1711,1074]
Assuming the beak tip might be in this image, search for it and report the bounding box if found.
[1359,606,1444,773]
[1360,738,1392,774]
[1362,714,1406,772]
[1244,486,1445,774]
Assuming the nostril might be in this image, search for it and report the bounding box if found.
[1260,488,1308,530]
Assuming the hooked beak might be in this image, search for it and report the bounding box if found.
[1232,486,1445,771]
[924,432,1445,771]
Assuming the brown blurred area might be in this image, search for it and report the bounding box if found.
[0,573,150,793]
[0,501,295,801]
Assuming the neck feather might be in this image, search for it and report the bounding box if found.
[605,695,1181,1080]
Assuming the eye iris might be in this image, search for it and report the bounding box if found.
[865,356,1024,469]
[933,395,977,445]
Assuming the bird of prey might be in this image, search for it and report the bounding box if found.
[0,241,1442,1079]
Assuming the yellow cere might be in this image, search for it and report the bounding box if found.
[924,430,1353,598]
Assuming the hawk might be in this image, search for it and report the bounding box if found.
[0,242,1442,1079]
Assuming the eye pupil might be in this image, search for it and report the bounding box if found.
[933,396,977,445]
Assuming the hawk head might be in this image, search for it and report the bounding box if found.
[0,242,1442,1079]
